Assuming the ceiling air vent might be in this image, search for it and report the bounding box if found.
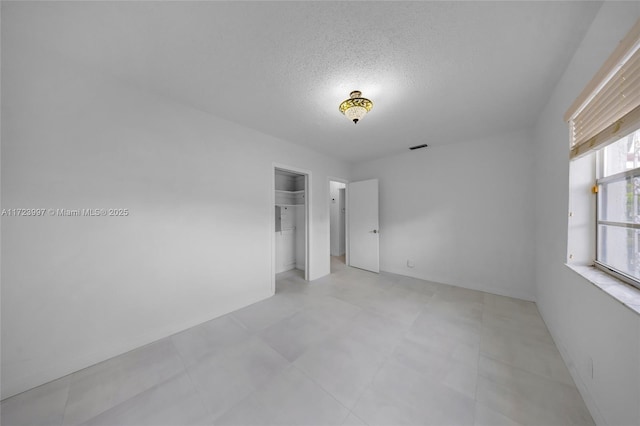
[409,144,428,150]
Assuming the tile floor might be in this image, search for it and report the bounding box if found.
[1,257,594,425]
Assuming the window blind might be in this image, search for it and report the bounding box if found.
[566,19,640,159]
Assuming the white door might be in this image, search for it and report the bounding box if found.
[348,179,379,273]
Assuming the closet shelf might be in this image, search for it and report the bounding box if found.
[275,204,303,207]
[275,190,305,194]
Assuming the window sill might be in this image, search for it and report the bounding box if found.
[566,263,640,315]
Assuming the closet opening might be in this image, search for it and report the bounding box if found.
[329,179,347,274]
[273,166,309,291]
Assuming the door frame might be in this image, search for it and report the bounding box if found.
[272,163,311,293]
[328,176,350,267]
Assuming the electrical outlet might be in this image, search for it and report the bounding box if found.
[407,259,415,268]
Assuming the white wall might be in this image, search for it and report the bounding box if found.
[329,181,346,256]
[1,40,349,398]
[295,206,306,270]
[532,2,640,425]
[339,188,346,256]
[275,206,296,273]
[351,129,536,301]
[274,206,305,273]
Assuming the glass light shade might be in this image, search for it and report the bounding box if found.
[344,106,368,123]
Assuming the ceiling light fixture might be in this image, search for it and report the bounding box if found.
[339,91,373,124]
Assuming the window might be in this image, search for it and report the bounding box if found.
[566,19,640,289]
[596,129,640,286]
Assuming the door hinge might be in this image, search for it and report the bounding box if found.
[592,185,599,194]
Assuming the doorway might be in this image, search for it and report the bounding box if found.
[273,166,310,292]
[329,179,347,274]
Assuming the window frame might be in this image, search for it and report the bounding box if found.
[594,139,640,290]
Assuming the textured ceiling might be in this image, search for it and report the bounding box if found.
[4,1,601,163]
